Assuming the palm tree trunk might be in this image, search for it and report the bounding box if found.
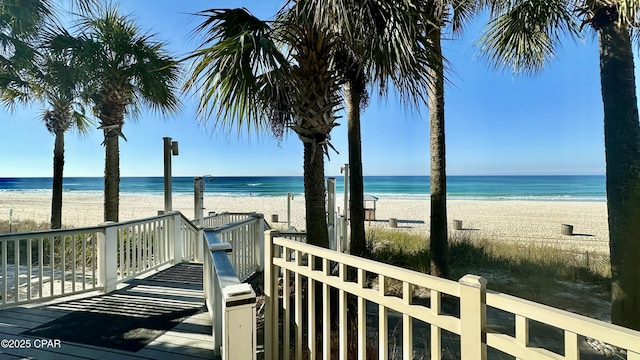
[599,23,640,331]
[51,130,64,229]
[104,130,120,222]
[345,82,367,256]
[303,142,329,248]
[428,29,449,278]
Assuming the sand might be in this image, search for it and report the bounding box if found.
[0,191,610,254]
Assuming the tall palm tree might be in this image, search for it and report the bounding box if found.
[184,6,342,248]
[1,1,96,229]
[302,1,435,257]
[47,6,181,222]
[480,0,640,330]
[43,97,91,229]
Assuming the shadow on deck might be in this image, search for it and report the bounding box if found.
[0,263,214,360]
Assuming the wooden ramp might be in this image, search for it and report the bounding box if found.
[0,264,214,360]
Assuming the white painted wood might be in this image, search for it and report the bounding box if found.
[338,263,347,360]
[357,268,366,360]
[403,281,413,360]
[295,251,303,360]
[515,315,528,360]
[564,331,579,360]
[378,274,388,360]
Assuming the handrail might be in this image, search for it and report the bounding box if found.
[203,229,256,360]
[180,212,200,233]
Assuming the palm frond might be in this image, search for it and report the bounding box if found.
[184,8,291,137]
[478,0,581,74]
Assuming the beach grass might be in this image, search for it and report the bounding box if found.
[0,219,52,233]
[366,228,611,319]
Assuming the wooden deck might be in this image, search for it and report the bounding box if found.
[0,264,214,360]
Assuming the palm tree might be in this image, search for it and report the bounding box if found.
[1,1,96,229]
[184,6,342,248]
[43,97,91,229]
[47,5,181,222]
[480,0,640,330]
[302,1,435,257]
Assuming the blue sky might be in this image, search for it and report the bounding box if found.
[0,1,607,177]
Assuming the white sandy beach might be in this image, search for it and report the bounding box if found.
[0,192,610,254]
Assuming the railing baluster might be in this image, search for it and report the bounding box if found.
[338,262,347,360]
[13,239,19,302]
[38,237,44,299]
[378,274,388,360]
[49,236,54,297]
[403,281,413,360]
[564,331,579,360]
[308,253,317,360]
[82,233,87,291]
[27,238,32,301]
[516,314,529,350]
[283,251,291,360]
[357,268,366,360]
[61,235,66,295]
[322,258,330,360]
[295,250,303,360]
[2,239,6,305]
[72,235,77,292]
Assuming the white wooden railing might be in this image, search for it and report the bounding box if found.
[0,212,199,307]
[200,212,258,229]
[263,229,640,360]
[0,226,100,307]
[202,212,265,360]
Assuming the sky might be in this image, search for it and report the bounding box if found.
[0,1,609,178]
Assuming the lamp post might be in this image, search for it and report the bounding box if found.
[163,137,179,213]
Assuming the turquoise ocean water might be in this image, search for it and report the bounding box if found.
[0,175,606,201]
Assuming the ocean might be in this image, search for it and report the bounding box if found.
[0,175,606,201]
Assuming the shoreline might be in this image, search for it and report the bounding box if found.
[0,192,609,254]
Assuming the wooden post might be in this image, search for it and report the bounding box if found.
[453,220,463,230]
[222,283,256,360]
[389,218,398,228]
[271,214,278,223]
[97,222,118,293]
[459,274,488,360]
[561,224,574,236]
[264,229,279,360]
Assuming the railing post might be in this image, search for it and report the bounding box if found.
[222,283,256,360]
[254,215,265,272]
[264,229,279,360]
[327,177,336,251]
[195,227,205,263]
[459,274,488,360]
[171,212,183,263]
[97,222,118,293]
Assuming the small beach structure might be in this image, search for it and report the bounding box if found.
[364,194,378,221]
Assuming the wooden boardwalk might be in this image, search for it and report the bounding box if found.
[0,264,214,360]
